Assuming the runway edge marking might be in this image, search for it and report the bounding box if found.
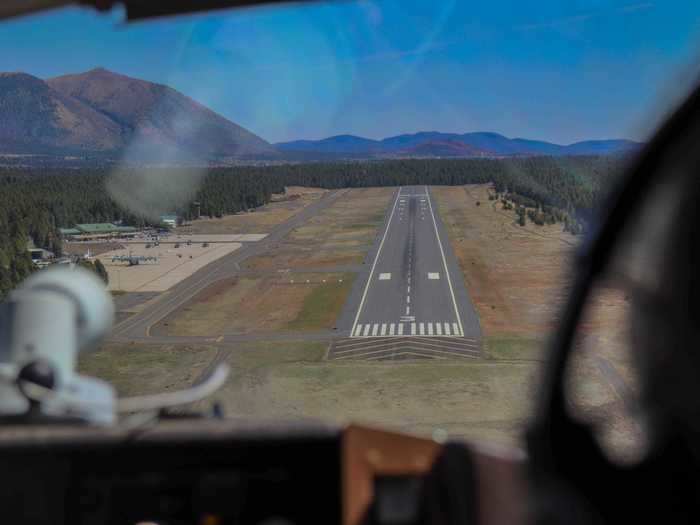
[425,185,464,337]
[350,188,402,336]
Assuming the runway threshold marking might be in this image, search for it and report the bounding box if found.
[352,323,467,339]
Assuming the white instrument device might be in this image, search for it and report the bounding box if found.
[0,266,228,425]
[0,267,116,424]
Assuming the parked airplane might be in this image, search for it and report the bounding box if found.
[111,254,158,266]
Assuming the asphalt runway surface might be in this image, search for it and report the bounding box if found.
[338,185,481,339]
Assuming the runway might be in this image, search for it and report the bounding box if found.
[343,185,481,340]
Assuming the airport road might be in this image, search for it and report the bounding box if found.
[340,185,481,339]
[110,189,349,340]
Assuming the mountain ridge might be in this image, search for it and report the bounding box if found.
[276,131,640,157]
[0,68,641,161]
[0,68,275,160]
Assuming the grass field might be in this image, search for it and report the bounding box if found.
[158,273,353,335]
[287,274,355,330]
[79,343,219,397]
[81,339,539,446]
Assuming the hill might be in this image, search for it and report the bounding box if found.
[276,131,641,158]
[395,140,491,157]
[47,68,274,160]
[0,68,275,160]
[0,72,122,154]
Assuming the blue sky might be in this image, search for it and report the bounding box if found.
[3,0,700,143]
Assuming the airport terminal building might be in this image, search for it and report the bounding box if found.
[59,223,139,241]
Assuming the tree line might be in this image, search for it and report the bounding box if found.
[0,156,624,298]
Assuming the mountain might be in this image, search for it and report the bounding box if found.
[0,68,275,159]
[0,72,122,154]
[48,68,274,159]
[0,68,641,161]
[276,131,641,158]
